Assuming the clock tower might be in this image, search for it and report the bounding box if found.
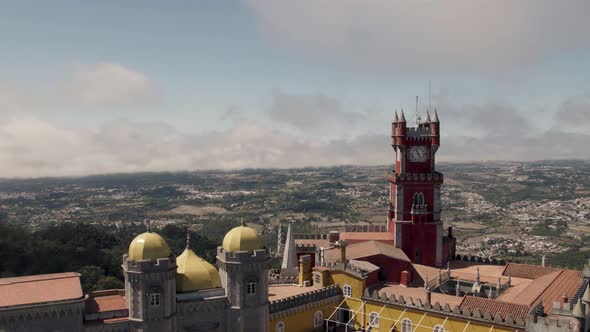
[387,109,454,267]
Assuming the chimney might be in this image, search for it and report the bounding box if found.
[541,255,546,267]
[337,240,348,262]
[400,270,411,287]
[298,255,312,287]
[319,247,325,266]
[448,226,453,238]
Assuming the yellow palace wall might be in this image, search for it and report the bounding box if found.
[268,301,340,332]
[343,297,521,332]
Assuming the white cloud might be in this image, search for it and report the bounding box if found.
[245,0,590,73]
[0,110,586,178]
[0,62,158,112]
[268,91,366,132]
[67,62,157,108]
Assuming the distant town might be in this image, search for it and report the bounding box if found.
[0,159,588,268]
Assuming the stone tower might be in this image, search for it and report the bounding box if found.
[218,222,269,332]
[122,231,177,332]
[388,109,449,267]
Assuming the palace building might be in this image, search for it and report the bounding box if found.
[1,110,590,332]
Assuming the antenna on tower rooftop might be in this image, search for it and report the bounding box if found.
[429,80,432,113]
[415,95,421,125]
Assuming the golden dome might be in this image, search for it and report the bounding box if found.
[176,248,221,292]
[222,223,263,253]
[128,232,171,261]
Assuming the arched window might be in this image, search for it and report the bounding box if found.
[433,325,445,332]
[275,321,285,332]
[149,289,160,306]
[413,192,425,207]
[343,284,352,297]
[247,280,256,295]
[314,311,323,327]
[369,311,380,327]
[401,318,412,332]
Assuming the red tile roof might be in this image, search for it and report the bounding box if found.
[533,270,582,314]
[324,240,410,263]
[0,272,83,307]
[86,293,127,314]
[460,296,530,321]
[502,263,560,279]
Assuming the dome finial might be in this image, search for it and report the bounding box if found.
[240,218,246,226]
[185,230,191,249]
[147,220,151,233]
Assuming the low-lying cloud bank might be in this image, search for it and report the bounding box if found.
[0,116,586,178]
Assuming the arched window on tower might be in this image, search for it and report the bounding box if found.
[276,321,285,332]
[413,192,425,207]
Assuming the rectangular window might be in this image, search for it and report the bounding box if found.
[150,289,160,306]
[247,281,256,295]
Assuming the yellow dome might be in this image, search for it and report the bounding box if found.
[222,224,263,253]
[128,232,171,261]
[176,248,221,292]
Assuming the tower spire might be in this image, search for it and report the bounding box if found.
[399,109,406,122]
[276,223,284,257]
[432,108,440,123]
[393,110,399,123]
[281,222,298,272]
[425,109,431,122]
[185,230,190,249]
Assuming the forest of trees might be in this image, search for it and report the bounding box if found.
[0,222,218,292]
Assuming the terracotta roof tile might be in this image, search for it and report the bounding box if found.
[534,270,582,314]
[324,240,410,263]
[508,271,562,306]
[86,294,127,314]
[0,272,83,307]
[349,259,380,273]
[460,296,530,321]
[502,263,560,279]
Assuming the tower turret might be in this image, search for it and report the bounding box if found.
[431,109,440,147]
[217,222,269,332]
[123,230,177,332]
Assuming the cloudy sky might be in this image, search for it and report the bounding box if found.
[1,1,589,177]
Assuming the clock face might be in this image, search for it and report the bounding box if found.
[408,146,428,162]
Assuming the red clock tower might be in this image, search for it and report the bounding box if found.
[387,109,454,267]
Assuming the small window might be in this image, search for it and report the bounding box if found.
[413,192,425,207]
[314,311,323,328]
[343,284,352,297]
[369,311,380,327]
[247,280,256,295]
[276,321,285,332]
[402,318,412,332]
[149,289,160,306]
[433,325,445,332]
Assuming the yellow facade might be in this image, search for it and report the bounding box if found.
[327,270,365,298]
[342,297,520,332]
[269,304,336,332]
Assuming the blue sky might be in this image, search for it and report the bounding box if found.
[0,1,589,177]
